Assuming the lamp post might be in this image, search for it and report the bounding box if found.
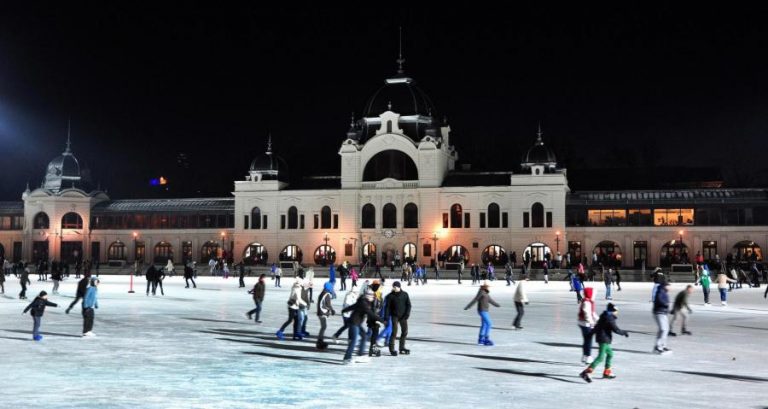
[555,231,561,253]
[220,231,226,260]
[431,232,439,266]
[323,232,329,248]
[129,232,138,293]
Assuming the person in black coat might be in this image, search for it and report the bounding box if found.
[154,266,165,296]
[66,274,90,313]
[579,303,628,382]
[23,291,58,341]
[238,263,246,288]
[341,289,384,363]
[146,265,157,296]
[184,264,196,288]
[385,281,411,355]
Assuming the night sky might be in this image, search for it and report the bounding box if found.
[2,4,768,200]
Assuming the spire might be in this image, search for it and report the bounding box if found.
[349,112,356,127]
[25,181,30,192]
[536,122,543,144]
[266,133,273,155]
[65,118,72,154]
[387,100,392,111]
[396,26,405,75]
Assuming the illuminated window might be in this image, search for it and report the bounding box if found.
[653,209,694,226]
[34,212,50,229]
[61,212,83,229]
[446,245,469,263]
[633,241,647,268]
[732,240,762,261]
[200,241,219,262]
[628,209,652,226]
[108,241,126,260]
[587,209,627,226]
[659,240,688,267]
[314,245,336,266]
[402,242,417,262]
[482,244,507,266]
[568,241,582,262]
[362,242,377,263]
[243,243,267,265]
[702,241,717,261]
[280,244,303,262]
[154,242,173,264]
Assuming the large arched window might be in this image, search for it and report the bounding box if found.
[531,203,544,228]
[383,203,397,229]
[250,207,261,229]
[404,203,418,228]
[61,212,83,229]
[362,242,377,264]
[362,204,376,229]
[287,206,298,229]
[488,203,500,228]
[33,212,50,229]
[524,242,551,267]
[660,240,688,267]
[594,241,622,266]
[314,245,336,266]
[482,244,507,266]
[732,240,762,262]
[280,245,303,263]
[450,204,463,228]
[154,241,173,264]
[243,243,267,265]
[362,150,418,181]
[402,242,417,263]
[446,245,469,263]
[321,206,332,229]
[108,241,126,260]
[201,241,220,263]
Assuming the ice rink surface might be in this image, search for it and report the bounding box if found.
[1,273,767,409]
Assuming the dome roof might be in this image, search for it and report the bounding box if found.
[363,76,437,118]
[43,140,82,192]
[249,138,289,183]
[521,127,557,170]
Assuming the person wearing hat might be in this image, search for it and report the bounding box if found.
[315,281,336,350]
[577,287,598,364]
[385,281,412,355]
[82,278,99,337]
[579,302,629,382]
[276,280,307,340]
[332,286,359,342]
[246,274,266,323]
[366,280,384,356]
[652,281,671,354]
[464,283,501,346]
[23,290,58,341]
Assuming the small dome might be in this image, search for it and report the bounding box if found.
[521,126,557,171]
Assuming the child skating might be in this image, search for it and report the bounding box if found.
[23,290,58,341]
[579,303,629,382]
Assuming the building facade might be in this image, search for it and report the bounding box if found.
[1,68,766,269]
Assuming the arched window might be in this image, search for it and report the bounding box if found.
[33,212,50,229]
[287,206,298,229]
[362,204,376,229]
[107,241,126,260]
[487,203,500,228]
[250,207,261,229]
[201,241,220,263]
[362,242,377,264]
[280,245,303,263]
[154,241,173,264]
[362,150,419,181]
[531,203,544,228]
[482,244,507,266]
[383,203,397,229]
[450,204,463,228]
[660,240,688,267]
[314,244,336,266]
[524,242,551,268]
[243,242,267,266]
[61,212,83,229]
[594,241,622,267]
[446,245,469,263]
[404,203,418,228]
[321,206,332,229]
[402,242,417,263]
[732,240,762,262]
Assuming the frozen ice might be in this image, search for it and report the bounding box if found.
[1,273,767,408]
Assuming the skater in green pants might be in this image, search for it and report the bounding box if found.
[580,303,628,382]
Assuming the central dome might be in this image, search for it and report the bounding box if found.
[43,140,82,192]
[357,75,440,143]
[249,138,289,183]
[520,126,557,172]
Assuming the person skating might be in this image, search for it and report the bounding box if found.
[505,262,515,286]
[274,265,282,288]
[50,266,63,295]
[298,279,311,337]
[572,272,584,303]
[716,270,736,306]
[154,266,165,296]
[145,264,156,296]
[339,261,348,291]
[82,278,99,337]
[166,259,175,277]
[614,268,622,291]
[341,288,383,364]
[653,281,671,354]
[464,283,500,346]
[699,265,711,305]
[276,281,306,340]
[316,282,336,350]
[513,279,529,329]
[366,280,383,356]
[238,263,246,288]
[66,273,90,314]
[578,287,598,364]
[184,263,197,288]
[0,267,5,294]
[246,274,266,323]
[603,267,613,300]
[669,285,694,336]
[385,281,411,355]
[332,287,359,343]
[23,290,58,341]
[579,303,629,382]
[542,263,549,284]
[19,266,31,299]
[305,267,315,303]
[350,267,359,288]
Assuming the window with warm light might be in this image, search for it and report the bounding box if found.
[587,209,627,226]
[653,209,694,226]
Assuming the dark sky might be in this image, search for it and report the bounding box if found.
[2,4,768,200]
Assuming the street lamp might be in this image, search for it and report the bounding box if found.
[323,232,329,247]
[129,232,138,293]
[431,231,439,265]
[221,231,227,260]
[555,231,561,253]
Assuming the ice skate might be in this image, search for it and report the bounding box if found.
[275,331,285,340]
[399,348,410,355]
[682,330,692,335]
[354,355,370,363]
[669,331,677,336]
[389,348,398,356]
[579,368,593,383]
[602,369,616,379]
[33,335,42,341]
[482,338,494,346]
